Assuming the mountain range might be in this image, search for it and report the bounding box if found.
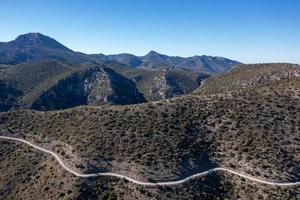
[90,50,239,73]
[0,33,240,111]
[0,33,240,73]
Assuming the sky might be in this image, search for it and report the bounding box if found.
[0,0,299,63]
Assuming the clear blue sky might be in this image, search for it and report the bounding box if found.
[1,0,299,63]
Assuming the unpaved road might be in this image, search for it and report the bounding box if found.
[0,135,299,187]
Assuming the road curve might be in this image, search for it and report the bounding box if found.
[0,135,299,187]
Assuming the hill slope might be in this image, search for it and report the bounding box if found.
[0,61,146,111]
[111,64,209,101]
[0,61,210,111]
[0,63,299,199]
[195,63,300,94]
[31,66,146,111]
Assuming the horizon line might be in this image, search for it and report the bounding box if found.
[1,32,300,65]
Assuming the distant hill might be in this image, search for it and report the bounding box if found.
[0,33,240,73]
[0,61,147,111]
[0,61,208,111]
[91,50,240,73]
[110,64,209,102]
[30,65,146,111]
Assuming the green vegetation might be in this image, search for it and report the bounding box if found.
[0,60,209,111]
[1,61,76,108]
[195,63,300,95]
[111,64,209,101]
[0,63,299,199]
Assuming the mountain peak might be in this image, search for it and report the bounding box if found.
[20,32,43,37]
[145,50,161,56]
[0,33,79,64]
[143,50,167,62]
[13,32,70,51]
[15,32,49,42]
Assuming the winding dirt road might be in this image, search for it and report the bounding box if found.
[0,135,299,187]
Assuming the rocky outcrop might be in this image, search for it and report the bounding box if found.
[31,67,145,111]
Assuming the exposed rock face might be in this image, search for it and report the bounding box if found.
[31,67,145,111]
[150,71,169,99]
[83,68,112,104]
[148,70,209,100]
